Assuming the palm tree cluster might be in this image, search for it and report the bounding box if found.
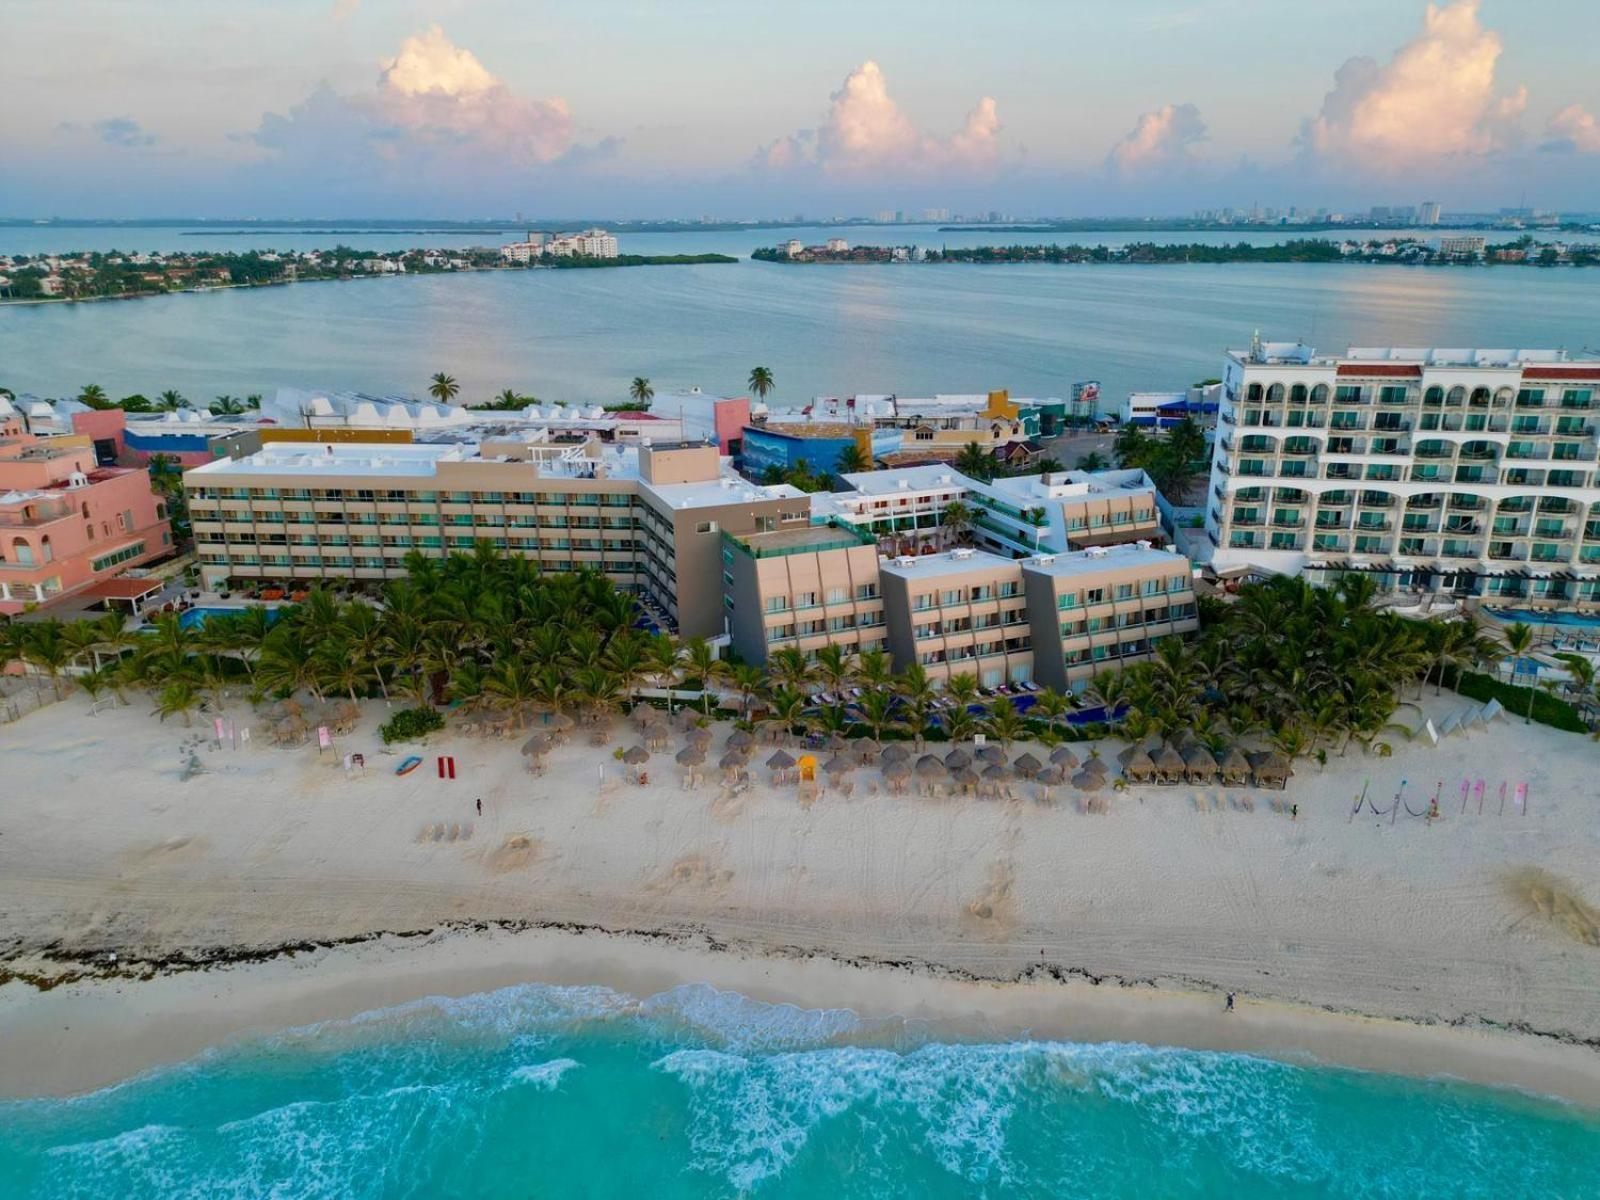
[1113,416,1208,500]
[1099,575,1509,760]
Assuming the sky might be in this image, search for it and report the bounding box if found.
[3,0,1598,220]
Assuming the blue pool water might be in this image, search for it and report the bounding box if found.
[1,982,1595,1198]
[1483,608,1600,631]
[176,606,281,629]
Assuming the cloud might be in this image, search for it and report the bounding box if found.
[94,117,158,149]
[1298,0,1525,168]
[248,25,573,172]
[758,61,999,175]
[331,0,359,22]
[1107,103,1206,174]
[1542,104,1600,154]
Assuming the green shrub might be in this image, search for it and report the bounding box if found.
[1443,668,1587,733]
[379,706,446,744]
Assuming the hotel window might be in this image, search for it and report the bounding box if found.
[1057,592,1079,610]
[765,596,789,613]
[1115,583,1134,600]
[855,583,879,600]
[825,586,847,604]
[695,521,717,534]
[1084,587,1105,604]
[940,589,962,606]
[795,591,818,609]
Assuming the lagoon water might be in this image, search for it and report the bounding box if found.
[1,981,1596,1199]
[3,224,1598,408]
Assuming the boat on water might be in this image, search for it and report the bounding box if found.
[395,755,423,776]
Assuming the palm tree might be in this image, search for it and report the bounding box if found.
[854,689,899,740]
[940,501,974,547]
[955,441,993,482]
[1113,423,1150,469]
[767,646,814,693]
[428,373,460,404]
[157,389,187,411]
[152,679,201,726]
[210,394,246,415]
[854,647,894,694]
[726,662,767,721]
[1499,622,1537,724]
[985,700,1028,749]
[1035,457,1064,474]
[835,443,870,474]
[945,672,979,712]
[493,389,523,409]
[629,377,654,405]
[1031,687,1073,738]
[485,659,540,729]
[764,686,810,741]
[813,644,855,698]
[747,366,775,400]
[895,662,936,746]
[680,637,725,714]
[77,383,111,409]
[21,622,74,700]
[258,626,325,701]
[1075,451,1108,471]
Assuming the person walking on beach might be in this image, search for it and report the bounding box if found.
[1225,992,1235,1013]
[476,797,483,816]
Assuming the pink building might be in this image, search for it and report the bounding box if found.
[0,433,174,616]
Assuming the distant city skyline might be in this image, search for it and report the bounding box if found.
[3,1,1597,219]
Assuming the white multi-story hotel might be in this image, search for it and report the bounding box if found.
[1205,341,1600,611]
[500,229,620,261]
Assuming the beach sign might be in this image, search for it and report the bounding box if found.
[798,754,817,783]
[317,724,332,751]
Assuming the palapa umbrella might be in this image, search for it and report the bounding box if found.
[952,765,981,793]
[1152,743,1186,784]
[521,733,554,757]
[880,742,911,763]
[1036,765,1065,788]
[943,747,972,771]
[823,754,854,777]
[1012,751,1043,779]
[976,744,1007,765]
[1073,767,1106,791]
[675,745,706,766]
[1220,746,1251,786]
[1183,743,1220,785]
[719,749,750,771]
[766,748,796,771]
[686,725,713,745]
[1249,751,1292,789]
[632,705,662,727]
[1121,747,1155,783]
[544,711,576,731]
[1049,745,1079,768]
[621,745,650,765]
[853,737,881,764]
[1080,755,1109,777]
[915,754,947,782]
[882,758,912,790]
[726,728,755,750]
[982,762,1010,786]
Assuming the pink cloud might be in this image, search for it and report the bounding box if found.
[1299,1,1526,168]
[1107,103,1206,174]
[1543,104,1600,154]
[759,61,999,175]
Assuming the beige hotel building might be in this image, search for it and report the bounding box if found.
[187,439,1198,690]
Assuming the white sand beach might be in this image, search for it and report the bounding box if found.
[1,692,1597,1101]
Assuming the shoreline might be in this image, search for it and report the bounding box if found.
[3,921,1598,1107]
[2,692,1598,1107]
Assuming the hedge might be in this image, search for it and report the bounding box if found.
[1443,668,1588,734]
[380,706,446,744]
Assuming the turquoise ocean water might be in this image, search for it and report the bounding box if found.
[2,982,1596,1199]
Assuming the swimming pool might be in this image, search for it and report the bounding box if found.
[1483,608,1600,631]
[177,605,282,629]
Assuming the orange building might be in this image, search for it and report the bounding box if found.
[0,433,174,616]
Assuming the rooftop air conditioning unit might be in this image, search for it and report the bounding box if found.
[1136,539,1151,550]
[894,556,916,567]
[951,547,973,559]
[1086,546,1109,557]
[1035,554,1056,566]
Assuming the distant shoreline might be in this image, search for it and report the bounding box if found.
[0,253,738,307]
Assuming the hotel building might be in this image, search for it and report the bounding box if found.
[1205,343,1600,611]
[0,432,174,616]
[186,440,1198,689]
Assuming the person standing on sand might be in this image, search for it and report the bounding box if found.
[476,797,483,816]
[1226,993,1235,1012]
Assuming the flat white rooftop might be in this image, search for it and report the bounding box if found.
[1228,344,1574,369]
[1021,543,1188,578]
[836,465,968,496]
[878,548,1021,580]
[982,468,1155,504]
[187,443,466,478]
